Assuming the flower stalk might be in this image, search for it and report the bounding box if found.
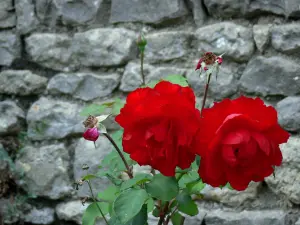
[103,133,133,179]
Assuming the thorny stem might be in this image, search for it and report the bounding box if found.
[200,73,212,117]
[86,180,109,225]
[141,51,145,85]
[103,133,133,179]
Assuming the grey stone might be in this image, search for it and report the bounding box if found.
[246,0,285,16]
[15,144,73,199]
[74,137,111,197]
[201,182,261,207]
[47,72,120,101]
[186,65,239,100]
[271,24,300,54]
[0,0,16,28]
[15,0,38,34]
[120,62,187,92]
[24,207,55,224]
[187,0,206,26]
[253,24,272,53]
[60,0,104,25]
[26,97,84,140]
[25,33,73,71]
[239,56,300,97]
[203,0,245,18]
[71,28,137,67]
[56,200,88,224]
[265,136,300,204]
[195,22,254,62]
[198,209,286,225]
[0,101,25,136]
[110,0,188,24]
[0,32,21,66]
[145,31,192,63]
[120,62,154,92]
[286,0,300,18]
[296,218,300,225]
[277,97,300,132]
[0,70,48,95]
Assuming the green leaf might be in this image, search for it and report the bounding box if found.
[178,171,199,188]
[171,212,185,225]
[82,174,97,181]
[145,174,179,201]
[82,202,109,225]
[113,189,149,224]
[195,155,201,167]
[146,80,161,88]
[98,185,119,202]
[112,98,125,115]
[152,207,160,217]
[186,180,205,194]
[109,205,148,225]
[163,75,189,87]
[120,173,153,191]
[146,198,155,213]
[80,104,106,116]
[176,191,198,216]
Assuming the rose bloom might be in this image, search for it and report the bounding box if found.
[115,81,201,176]
[196,96,289,190]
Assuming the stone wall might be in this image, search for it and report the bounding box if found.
[1,0,300,224]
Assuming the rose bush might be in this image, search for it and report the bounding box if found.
[115,81,201,176]
[78,35,290,225]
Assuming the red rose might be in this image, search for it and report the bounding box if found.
[115,81,201,176]
[83,127,99,142]
[196,96,289,190]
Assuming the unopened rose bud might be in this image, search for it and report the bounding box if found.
[195,52,219,71]
[83,127,99,142]
[136,33,147,52]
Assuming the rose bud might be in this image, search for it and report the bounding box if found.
[83,127,99,142]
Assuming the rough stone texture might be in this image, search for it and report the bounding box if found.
[56,200,88,224]
[0,70,48,95]
[110,0,188,24]
[195,22,254,62]
[253,24,272,53]
[120,62,154,92]
[265,136,300,204]
[71,28,137,67]
[120,62,187,92]
[296,218,300,225]
[187,0,206,26]
[15,144,73,199]
[246,0,285,16]
[0,0,16,28]
[193,209,286,225]
[24,207,55,224]
[47,72,120,101]
[239,56,300,97]
[15,0,38,34]
[0,101,25,136]
[186,65,239,100]
[74,137,111,197]
[0,32,21,66]
[25,33,72,71]
[26,97,84,140]
[277,97,300,132]
[203,0,245,18]
[60,0,104,25]
[145,31,192,63]
[286,0,300,18]
[201,182,261,207]
[271,24,300,54]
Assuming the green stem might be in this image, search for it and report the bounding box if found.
[141,51,145,85]
[103,133,133,179]
[200,73,212,117]
[86,181,109,225]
